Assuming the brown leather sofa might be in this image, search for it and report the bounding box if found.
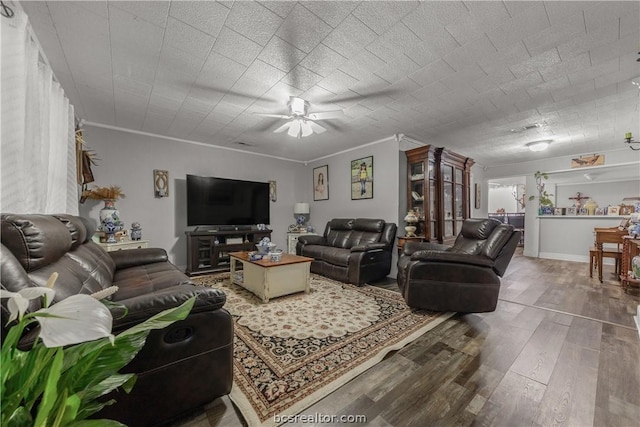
[397,218,520,313]
[1,213,233,426]
[296,218,397,285]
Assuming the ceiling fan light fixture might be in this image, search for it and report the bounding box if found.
[289,97,308,116]
[300,120,313,137]
[287,120,301,138]
[527,140,551,152]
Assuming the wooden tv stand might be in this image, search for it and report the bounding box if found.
[185,228,272,276]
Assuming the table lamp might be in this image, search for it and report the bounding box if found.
[294,202,310,231]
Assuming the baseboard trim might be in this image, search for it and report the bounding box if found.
[538,252,616,265]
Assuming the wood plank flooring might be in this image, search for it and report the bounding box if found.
[174,250,639,427]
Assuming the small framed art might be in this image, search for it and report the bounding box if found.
[351,156,373,200]
[153,169,169,198]
[313,165,329,201]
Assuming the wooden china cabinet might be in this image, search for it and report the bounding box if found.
[405,145,474,245]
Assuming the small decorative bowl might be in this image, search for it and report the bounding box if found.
[269,251,282,262]
[257,243,276,255]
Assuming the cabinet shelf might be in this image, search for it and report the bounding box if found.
[185,229,272,276]
[405,146,474,244]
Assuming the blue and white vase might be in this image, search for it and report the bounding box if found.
[99,199,124,242]
[632,255,640,279]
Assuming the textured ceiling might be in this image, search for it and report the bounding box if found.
[20,1,640,165]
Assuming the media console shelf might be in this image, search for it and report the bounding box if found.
[185,228,272,276]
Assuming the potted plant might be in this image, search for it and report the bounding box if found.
[1,273,194,426]
[528,171,554,214]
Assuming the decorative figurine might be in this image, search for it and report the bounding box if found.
[130,222,142,240]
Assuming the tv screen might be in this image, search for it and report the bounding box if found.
[186,175,270,227]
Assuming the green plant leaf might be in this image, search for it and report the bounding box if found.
[56,394,82,427]
[33,348,64,426]
[64,332,148,395]
[117,297,195,339]
[5,406,33,427]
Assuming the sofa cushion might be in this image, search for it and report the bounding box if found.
[66,242,116,285]
[27,255,108,302]
[321,247,351,267]
[353,218,385,232]
[300,244,325,260]
[1,214,73,272]
[450,218,500,255]
[326,218,354,248]
[482,224,516,259]
[53,214,88,250]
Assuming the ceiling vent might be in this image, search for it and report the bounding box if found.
[510,122,544,133]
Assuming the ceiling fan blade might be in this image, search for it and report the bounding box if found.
[307,110,344,121]
[330,87,402,104]
[254,113,291,119]
[273,122,291,133]
[308,121,327,134]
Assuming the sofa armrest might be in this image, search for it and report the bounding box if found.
[298,235,327,246]
[403,241,450,255]
[351,242,388,252]
[111,284,226,331]
[410,250,495,268]
[110,248,168,270]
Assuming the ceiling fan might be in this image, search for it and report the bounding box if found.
[254,97,344,138]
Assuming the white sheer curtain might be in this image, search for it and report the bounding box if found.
[1,8,77,214]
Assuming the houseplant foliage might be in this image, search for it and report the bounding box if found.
[528,171,554,208]
[1,273,195,427]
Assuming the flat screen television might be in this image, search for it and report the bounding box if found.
[186,174,270,227]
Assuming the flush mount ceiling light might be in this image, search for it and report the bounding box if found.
[526,140,552,152]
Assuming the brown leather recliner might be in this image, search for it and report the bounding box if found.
[1,213,233,426]
[296,218,397,285]
[397,218,520,313]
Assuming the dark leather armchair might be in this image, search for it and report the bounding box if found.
[297,218,397,285]
[397,218,520,313]
[1,213,233,426]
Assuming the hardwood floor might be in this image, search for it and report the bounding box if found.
[174,250,639,427]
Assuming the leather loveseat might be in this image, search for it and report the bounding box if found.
[1,213,233,426]
[397,218,520,313]
[296,218,397,285]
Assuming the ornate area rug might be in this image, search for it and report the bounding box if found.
[194,273,453,427]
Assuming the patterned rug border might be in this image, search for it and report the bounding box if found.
[195,273,454,427]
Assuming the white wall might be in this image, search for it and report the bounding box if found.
[556,180,639,209]
[488,186,519,213]
[79,125,306,267]
[80,126,403,278]
[306,137,401,277]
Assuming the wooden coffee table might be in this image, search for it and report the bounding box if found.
[229,251,314,302]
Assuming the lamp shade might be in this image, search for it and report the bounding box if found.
[294,202,309,214]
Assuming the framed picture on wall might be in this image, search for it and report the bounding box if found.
[351,156,373,200]
[474,183,481,209]
[313,165,329,201]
